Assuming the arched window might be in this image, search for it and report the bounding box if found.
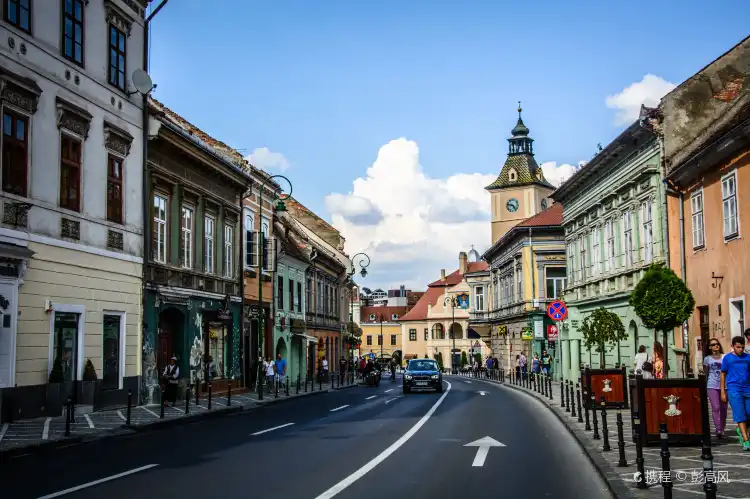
[432,323,445,340]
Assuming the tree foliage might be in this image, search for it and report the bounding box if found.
[436,351,444,370]
[461,351,468,367]
[83,359,98,381]
[49,355,64,383]
[473,353,482,366]
[630,263,695,332]
[580,307,627,367]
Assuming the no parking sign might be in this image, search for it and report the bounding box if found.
[546,300,568,321]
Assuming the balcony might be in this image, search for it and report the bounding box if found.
[305,311,343,331]
[146,264,239,296]
[469,310,491,322]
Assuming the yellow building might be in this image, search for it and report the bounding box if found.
[360,322,402,360]
[400,252,491,369]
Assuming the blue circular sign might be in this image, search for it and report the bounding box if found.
[546,300,568,321]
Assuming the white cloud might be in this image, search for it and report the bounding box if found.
[606,74,676,126]
[246,147,291,172]
[540,161,579,187]
[325,138,581,290]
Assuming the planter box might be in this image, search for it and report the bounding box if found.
[629,374,709,447]
[581,367,629,410]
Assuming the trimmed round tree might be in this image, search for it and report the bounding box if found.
[580,307,627,369]
[630,263,695,378]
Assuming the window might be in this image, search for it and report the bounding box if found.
[567,242,576,282]
[62,0,84,65]
[641,201,653,263]
[623,210,633,267]
[390,334,397,346]
[60,135,81,212]
[377,335,383,346]
[475,286,484,311]
[591,227,601,276]
[722,172,738,240]
[316,281,323,312]
[424,329,428,340]
[366,335,372,346]
[102,313,123,391]
[153,194,167,263]
[180,206,193,268]
[244,213,255,267]
[106,156,123,223]
[277,275,284,310]
[579,236,587,280]
[691,191,705,249]
[433,323,445,340]
[605,220,615,271]
[517,268,522,301]
[108,25,126,91]
[306,277,311,314]
[289,278,294,314]
[224,225,233,278]
[391,313,398,320]
[296,282,302,312]
[204,216,215,273]
[260,218,270,271]
[545,267,566,299]
[369,314,375,321]
[51,312,80,383]
[4,0,31,33]
[409,329,417,341]
[2,111,28,197]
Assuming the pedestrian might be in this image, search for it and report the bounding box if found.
[541,350,551,375]
[275,353,287,390]
[633,345,653,379]
[720,335,750,451]
[652,342,664,379]
[162,356,180,407]
[744,329,750,355]
[339,356,347,379]
[532,353,541,374]
[322,356,329,381]
[264,356,275,393]
[703,338,727,439]
[519,352,527,380]
[515,354,521,380]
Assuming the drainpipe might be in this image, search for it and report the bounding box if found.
[528,227,535,360]
[665,180,687,376]
[239,184,252,386]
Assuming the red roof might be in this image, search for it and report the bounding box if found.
[517,202,563,227]
[427,261,488,287]
[360,306,409,323]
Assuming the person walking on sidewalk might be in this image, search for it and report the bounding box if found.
[633,345,653,379]
[264,356,275,393]
[720,335,750,451]
[704,339,727,439]
[162,357,180,407]
[531,353,541,375]
[519,352,527,380]
[541,350,551,375]
[275,353,287,390]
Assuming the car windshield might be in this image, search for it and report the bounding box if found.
[408,360,437,371]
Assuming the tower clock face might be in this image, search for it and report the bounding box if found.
[506,198,519,213]
[541,198,548,210]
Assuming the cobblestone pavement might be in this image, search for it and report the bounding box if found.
[453,371,750,499]
[0,376,356,454]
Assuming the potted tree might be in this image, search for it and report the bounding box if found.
[630,263,695,378]
[580,307,629,408]
[436,351,444,372]
[580,307,627,369]
[46,355,65,416]
[80,359,98,406]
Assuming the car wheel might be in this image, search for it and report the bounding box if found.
[403,386,410,394]
[436,384,443,393]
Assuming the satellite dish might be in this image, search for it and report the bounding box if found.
[131,69,153,95]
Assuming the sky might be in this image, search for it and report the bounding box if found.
[147,0,750,291]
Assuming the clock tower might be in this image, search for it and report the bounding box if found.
[486,104,555,245]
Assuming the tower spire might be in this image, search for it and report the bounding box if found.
[518,101,522,119]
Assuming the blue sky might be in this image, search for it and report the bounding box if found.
[148,0,749,290]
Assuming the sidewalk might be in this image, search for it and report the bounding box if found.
[0,376,355,456]
[456,371,750,499]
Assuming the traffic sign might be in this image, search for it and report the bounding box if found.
[546,300,568,321]
[547,324,559,341]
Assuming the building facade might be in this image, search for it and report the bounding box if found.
[399,252,490,367]
[551,116,670,382]
[360,305,407,362]
[0,0,148,421]
[661,36,750,373]
[141,100,250,403]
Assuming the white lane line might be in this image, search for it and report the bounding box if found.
[84,414,94,429]
[170,405,185,413]
[330,405,349,412]
[0,423,8,442]
[251,423,295,436]
[314,381,452,499]
[365,395,377,400]
[42,418,51,440]
[384,397,401,404]
[141,406,160,418]
[464,381,472,384]
[36,464,160,498]
[384,389,393,393]
[116,410,126,422]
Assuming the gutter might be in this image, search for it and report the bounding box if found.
[664,179,688,374]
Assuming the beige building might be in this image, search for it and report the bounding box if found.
[399,252,490,368]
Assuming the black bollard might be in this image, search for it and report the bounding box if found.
[560,378,566,407]
[576,384,583,422]
[565,381,571,412]
[616,410,628,466]
[659,423,673,499]
[275,376,279,398]
[571,385,577,418]
[633,413,648,489]
[591,394,600,439]
[227,378,232,406]
[195,382,199,406]
[208,382,212,410]
[126,389,132,425]
[583,386,591,430]
[160,387,165,419]
[318,373,322,391]
[701,439,717,499]
[185,387,190,414]
[65,397,72,436]
[600,397,610,451]
[304,376,308,392]
[296,373,300,394]
[286,375,290,396]
[548,375,553,400]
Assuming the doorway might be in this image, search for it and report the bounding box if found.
[729,297,746,338]
[0,280,17,388]
[157,308,184,377]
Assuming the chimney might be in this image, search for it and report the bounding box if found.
[440,269,446,281]
[459,251,468,274]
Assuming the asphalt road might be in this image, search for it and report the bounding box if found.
[1,376,612,499]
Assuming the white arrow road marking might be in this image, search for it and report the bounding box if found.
[464,436,506,467]
[330,405,349,412]
[477,391,487,396]
[42,418,51,440]
[37,465,160,498]
[384,397,402,404]
[365,395,377,400]
[251,423,295,436]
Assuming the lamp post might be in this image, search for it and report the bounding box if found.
[255,174,292,401]
[444,295,459,370]
[345,253,370,360]
[379,313,384,361]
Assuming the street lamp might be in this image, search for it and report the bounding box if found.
[256,174,292,400]
[379,313,384,361]
[345,252,370,360]
[444,295,459,370]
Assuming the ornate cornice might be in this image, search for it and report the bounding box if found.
[56,97,92,139]
[104,121,134,156]
[105,0,134,36]
[0,68,42,114]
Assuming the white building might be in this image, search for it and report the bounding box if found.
[0,0,147,421]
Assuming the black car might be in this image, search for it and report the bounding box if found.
[403,359,442,393]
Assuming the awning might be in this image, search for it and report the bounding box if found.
[467,327,481,339]
[0,242,34,260]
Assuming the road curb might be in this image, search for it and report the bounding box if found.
[470,376,634,499]
[254,389,330,406]
[123,404,244,432]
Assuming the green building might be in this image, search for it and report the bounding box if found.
[551,112,675,382]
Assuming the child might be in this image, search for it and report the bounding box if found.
[720,336,750,451]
